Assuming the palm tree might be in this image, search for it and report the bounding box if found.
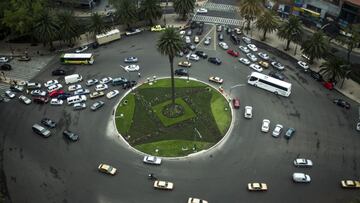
[255,10,279,41]
[114,0,137,29]
[173,0,195,20]
[33,10,59,50]
[239,0,263,31]
[87,13,108,39]
[319,57,351,83]
[57,10,81,46]
[277,15,302,51]
[301,31,328,64]
[139,0,162,26]
[157,27,184,105]
[337,24,360,63]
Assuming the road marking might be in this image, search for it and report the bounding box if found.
[192,15,242,26]
[204,2,240,12]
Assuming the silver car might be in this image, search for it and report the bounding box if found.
[293,159,313,167]
[143,155,162,165]
[272,124,283,137]
[90,101,105,111]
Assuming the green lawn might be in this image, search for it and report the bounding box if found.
[115,93,135,135]
[211,91,231,134]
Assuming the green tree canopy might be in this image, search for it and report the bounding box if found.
[239,0,263,31]
[87,13,109,38]
[139,0,163,26]
[277,15,302,51]
[173,0,195,20]
[319,57,350,82]
[301,31,328,64]
[33,9,59,49]
[337,24,360,63]
[57,10,81,45]
[255,10,279,41]
[113,0,138,29]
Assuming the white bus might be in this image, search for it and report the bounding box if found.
[96,29,121,45]
[247,72,292,97]
[60,53,94,65]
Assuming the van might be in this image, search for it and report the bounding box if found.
[32,124,51,138]
[112,77,128,86]
[65,74,83,84]
[67,95,86,105]
[27,82,41,90]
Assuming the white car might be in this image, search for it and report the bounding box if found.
[247,44,258,52]
[73,102,86,110]
[74,88,90,95]
[125,28,142,36]
[50,98,63,105]
[196,8,208,14]
[30,89,47,97]
[249,64,263,72]
[106,90,119,99]
[208,76,224,84]
[5,90,15,98]
[124,64,140,72]
[239,58,250,65]
[292,173,311,183]
[98,163,117,175]
[0,57,9,63]
[272,124,283,137]
[143,155,162,165]
[294,159,313,167]
[19,95,31,105]
[239,46,250,53]
[100,77,113,84]
[242,36,251,44]
[244,106,253,119]
[357,122,360,131]
[124,56,138,63]
[86,79,99,86]
[204,36,211,45]
[47,84,63,92]
[246,53,257,62]
[44,80,58,87]
[75,45,88,53]
[95,84,108,91]
[271,61,285,70]
[219,42,229,50]
[194,36,200,44]
[186,53,200,61]
[261,119,270,132]
[68,84,82,92]
[258,52,270,60]
[154,180,174,190]
[188,198,208,203]
[297,61,309,71]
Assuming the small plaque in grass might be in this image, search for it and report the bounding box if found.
[152,98,196,127]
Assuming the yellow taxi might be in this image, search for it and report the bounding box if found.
[151,25,166,32]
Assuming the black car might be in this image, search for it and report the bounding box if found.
[195,51,208,59]
[196,28,203,35]
[41,118,56,128]
[52,69,66,76]
[310,70,323,82]
[57,93,72,100]
[208,57,222,65]
[226,27,232,34]
[187,44,196,51]
[333,99,350,109]
[63,130,79,142]
[174,69,189,76]
[218,33,224,41]
[269,71,285,81]
[199,22,204,28]
[190,21,197,29]
[0,64,12,70]
[230,34,241,45]
[123,80,137,89]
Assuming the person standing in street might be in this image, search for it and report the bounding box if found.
[138,72,141,78]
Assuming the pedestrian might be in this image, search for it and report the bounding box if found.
[138,72,141,78]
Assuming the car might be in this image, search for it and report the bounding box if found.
[125,28,142,36]
[269,71,285,81]
[195,51,207,59]
[242,36,251,44]
[124,64,140,72]
[258,61,269,68]
[68,84,82,92]
[143,155,162,165]
[297,61,309,72]
[175,68,189,76]
[239,46,250,53]
[100,77,113,84]
[244,106,253,119]
[33,96,49,104]
[199,22,204,28]
[261,119,270,132]
[190,21,198,29]
[124,56,138,63]
[333,99,350,109]
[185,36,191,44]
[246,53,257,62]
[0,56,9,63]
[57,93,72,100]
[216,25,223,32]
[322,81,334,90]
[75,45,88,53]
[285,127,296,139]
[178,61,192,67]
[50,98,63,105]
[247,183,268,191]
[32,124,51,138]
[194,36,200,44]
[52,69,66,76]
[218,42,228,50]
[341,180,360,189]
[153,180,174,190]
[234,27,242,34]
[10,85,24,92]
[247,44,258,52]
[112,77,128,86]
[239,58,250,65]
[258,52,269,60]
[188,198,208,203]
[98,164,117,175]
[249,64,263,72]
[151,25,165,32]
[272,124,283,137]
[26,81,41,89]
[30,89,47,97]
[208,57,221,65]
[196,8,208,14]
[73,102,86,110]
[106,90,120,99]
[186,29,192,36]
[226,27,232,34]
[0,64,12,70]
[186,54,200,61]
[122,81,137,89]
[204,36,211,45]
[5,90,15,99]
[91,101,105,111]
[271,61,285,70]
[86,79,99,86]
[90,91,105,99]
[74,88,90,95]
[310,70,323,81]
[230,34,241,44]
[294,159,313,167]
[179,30,186,37]
[209,76,224,84]
[95,84,108,91]
[176,51,184,57]
[302,53,310,61]
[47,84,62,92]
[218,33,224,41]
[196,28,203,35]
[292,173,311,183]
[44,80,58,88]
[356,122,360,131]
[187,44,196,51]
[18,56,31,61]
[41,118,56,128]
[232,98,240,109]
[63,130,79,141]
[19,95,31,104]
[227,49,239,57]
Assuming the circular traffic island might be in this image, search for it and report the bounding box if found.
[115,78,232,157]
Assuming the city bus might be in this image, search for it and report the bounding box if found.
[247,72,292,97]
[60,53,94,65]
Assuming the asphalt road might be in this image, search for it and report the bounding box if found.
[0,25,359,203]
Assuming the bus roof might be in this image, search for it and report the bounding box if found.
[96,29,120,38]
[250,72,292,88]
[62,53,93,58]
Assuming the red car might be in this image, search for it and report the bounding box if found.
[33,96,49,104]
[227,49,240,57]
[322,81,334,90]
[49,89,65,98]
[232,98,240,109]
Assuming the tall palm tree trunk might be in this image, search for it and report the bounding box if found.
[262,30,267,41]
[285,39,291,50]
[169,55,175,105]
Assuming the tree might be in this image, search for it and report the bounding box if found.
[301,31,328,64]
[337,24,360,63]
[157,27,184,106]
[87,13,108,39]
[113,0,137,29]
[255,10,279,41]
[319,57,351,83]
[239,0,263,31]
[277,15,302,51]
[173,0,195,20]
[139,0,163,26]
[57,11,81,46]
[33,9,59,49]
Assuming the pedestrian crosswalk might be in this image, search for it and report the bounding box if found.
[204,2,240,12]
[192,15,242,26]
